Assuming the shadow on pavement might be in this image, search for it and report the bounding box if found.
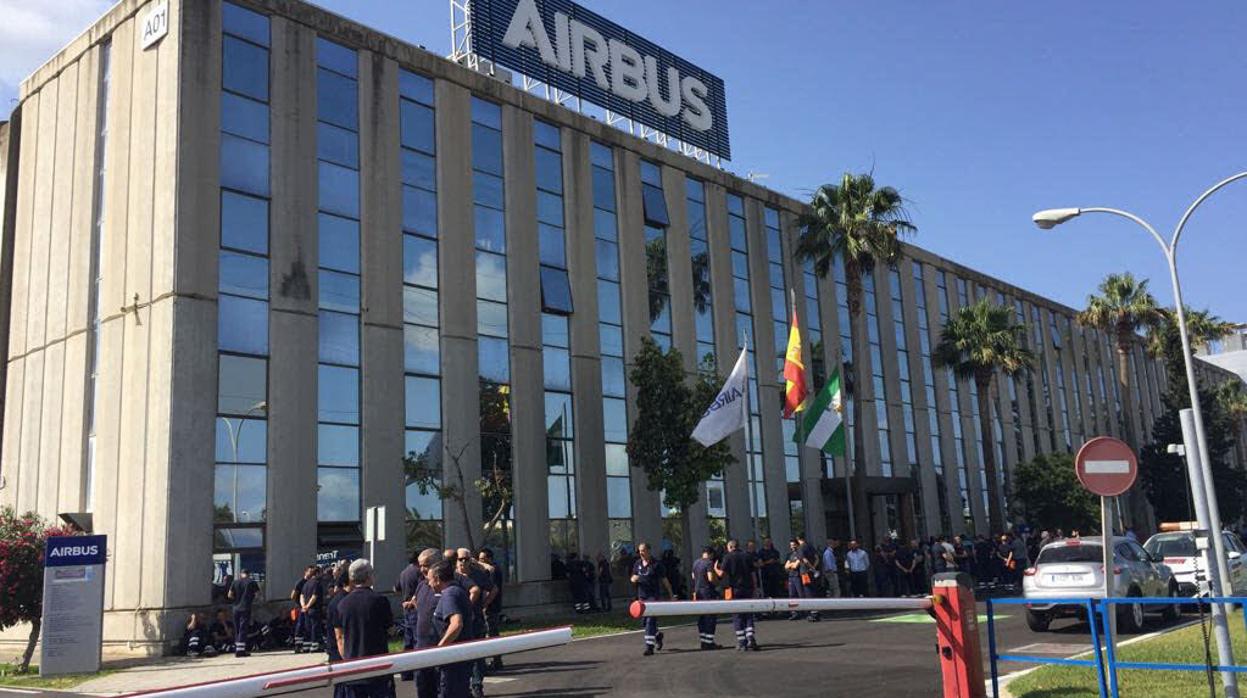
[490,686,612,697]
[496,660,601,677]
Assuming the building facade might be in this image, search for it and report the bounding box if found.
[0,0,1177,653]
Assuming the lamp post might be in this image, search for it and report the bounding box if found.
[1033,171,1247,697]
[223,401,269,522]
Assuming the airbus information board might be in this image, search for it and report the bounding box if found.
[40,535,107,676]
[469,0,731,160]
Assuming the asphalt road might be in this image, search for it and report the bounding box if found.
[1,603,1190,698]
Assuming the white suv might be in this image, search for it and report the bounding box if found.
[1021,536,1179,633]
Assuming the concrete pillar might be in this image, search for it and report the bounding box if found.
[745,198,789,546]
[918,265,964,535]
[434,81,481,549]
[615,149,662,548]
[945,277,986,533]
[264,15,318,599]
[897,262,940,538]
[502,105,549,582]
[358,51,406,585]
[704,182,751,542]
[563,132,609,561]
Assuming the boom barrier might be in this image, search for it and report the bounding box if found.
[125,627,573,698]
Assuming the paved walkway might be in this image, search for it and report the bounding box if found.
[75,651,332,694]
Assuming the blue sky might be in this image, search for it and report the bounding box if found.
[4,1,1245,323]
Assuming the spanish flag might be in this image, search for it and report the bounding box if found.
[782,293,809,418]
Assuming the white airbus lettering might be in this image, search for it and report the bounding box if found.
[499,0,715,132]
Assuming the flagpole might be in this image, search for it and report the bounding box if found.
[743,332,760,542]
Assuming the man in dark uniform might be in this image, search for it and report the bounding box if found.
[457,548,495,698]
[757,538,783,600]
[325,569,350,662]
[332,559,394,698]
[291,569,309,652]
[396,550,427,682]
[744,540,762,597]
[894,540,915,596]
[226,568,259,657]
[717,539,758,651]
[630,542,672,656]
[412,550,442,698]
[690,546,719,650]
[477,548,504,671]
[796,535,822,621]
[300,565,325,652]
[429,561,474,698]
[566,552,589,613]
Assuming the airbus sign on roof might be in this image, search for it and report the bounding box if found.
[469,0,731,160]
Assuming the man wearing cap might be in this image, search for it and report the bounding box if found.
[332,559,395,698]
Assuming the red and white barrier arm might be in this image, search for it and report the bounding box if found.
[124,627,573,698]
[630,596,933,618]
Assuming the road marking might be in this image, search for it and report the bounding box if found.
[1084,459,1130,474]
[483,676,515,684]
[1010,642,1092,654]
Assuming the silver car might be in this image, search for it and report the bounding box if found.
[1021,536,1180,633]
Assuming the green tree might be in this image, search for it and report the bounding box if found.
[933,299,1033,533]
[1012,452,1099,534]
[627,337,736,561]
[1076,272,1163,446]
[1145,306,1236,388]
[0,508,79,673]
[795,172,916,541]
[1140,386,1247,524]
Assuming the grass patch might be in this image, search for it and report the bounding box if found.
[1008,610,1247,697]
[0,662,116,690]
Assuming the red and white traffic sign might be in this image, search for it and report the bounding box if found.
[1074,436,1138,497]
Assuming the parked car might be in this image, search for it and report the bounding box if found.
[1021,536,1180,633]
[1143,530,1247,597]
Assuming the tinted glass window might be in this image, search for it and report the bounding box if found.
[403,235,438,287]
[477,299,508,338]
[597,280,621,325]
[219,295,268,355]
[318,310,359,365]
[221,92,269,143]
[539,224,566,268]
[317,467,360,520]
[316,68,358,129]
[603,398,628,442]
[540,267,573,314]
[218,355,267,415]
[541,313,569,347]
[319,270,360,312]
[318,364,359,424]
[537,191,564,227]
[478,336,510,384]
[639,160,662,186]
[318,423,359,465]
[534,120,561,150]
[543,348,571,391]
[593,209,617,241]
[405,376,442,428]
[222,37,268,100]
[471,99,501,127]
[222,3,270,46]
[1144,536,1196,558]
[319,213,360,273]
[221,191,268,255]
[599,324,623,357]
[219,251,268,300]
[641,185,669,227]
[471,125,503,175]
[1037,544,1103,564]
[404,324,440,375]
[402,286,438,327]
[474,206,506,253]
[399,71,434,105]
[318,162,360,218]
[317,122,359,168]
[402,186,437,237]
[215,417,267,463]
[535,148,563,193]
[601,357,625,397]
[592,168,616,211]
[476,252,507,302]
[595,240,619,281]
[401,150,436,190]
[317,38,358,76]
[473,172,504,208]
[400,101,435,154]
[220,135,270,196]
[214,464,266,522]
[590,142,613,169]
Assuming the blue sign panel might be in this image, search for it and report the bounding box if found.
[45,535,108,567]
[470,0,731,160]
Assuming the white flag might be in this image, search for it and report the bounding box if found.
[691,346,749,447]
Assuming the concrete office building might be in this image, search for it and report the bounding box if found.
[0,0,1187,653]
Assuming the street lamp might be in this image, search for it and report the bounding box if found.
[224,401,269,522]
[1033,171,1247,698]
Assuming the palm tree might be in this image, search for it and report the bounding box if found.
[1076,273,1164,447]
[1145,307,1236,388]
[1215,381,1247,468]
[933,299,1034,534]
[795,172,916,540]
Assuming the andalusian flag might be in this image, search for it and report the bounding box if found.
[799,368,846,456]
[782,296,809,418]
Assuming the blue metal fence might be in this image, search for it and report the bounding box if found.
[986,595,1247,698]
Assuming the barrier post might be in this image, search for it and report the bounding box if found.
[932,572,986,698]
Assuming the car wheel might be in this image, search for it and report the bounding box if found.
[1162,582,1181,622]
[1025,609,1051,632]
[1118,589,1145,634]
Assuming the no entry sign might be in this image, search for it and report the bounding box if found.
[1075,436,1138,497]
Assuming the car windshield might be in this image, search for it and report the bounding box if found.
[1037,544,1103,564]
[1144,537,1196,558]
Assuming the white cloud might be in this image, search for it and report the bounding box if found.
[0,0,115,98]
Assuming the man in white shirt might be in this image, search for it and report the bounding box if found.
[845,540,870,598]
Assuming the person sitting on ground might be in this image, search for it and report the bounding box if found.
[209,608,235,653]
[183,612,213,657]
